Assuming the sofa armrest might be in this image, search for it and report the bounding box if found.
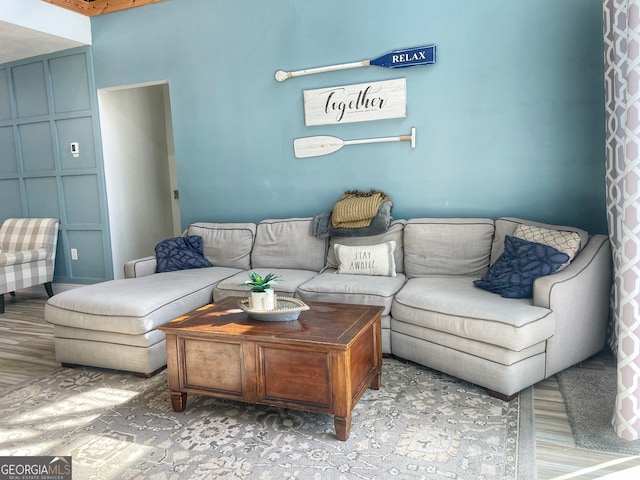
[0,248,47,266]
[533,234,610,308]
[124,256,157,278]
[532,234,612,377]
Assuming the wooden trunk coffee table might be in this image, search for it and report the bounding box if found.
[158,296,383,441]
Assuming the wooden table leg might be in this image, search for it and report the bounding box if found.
[170,391,187,412]
[334,414,351,441]
[371,367,381,390]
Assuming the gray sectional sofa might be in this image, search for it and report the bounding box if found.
[45,216,612,399]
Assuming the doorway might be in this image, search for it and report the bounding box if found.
[98,81,180,279]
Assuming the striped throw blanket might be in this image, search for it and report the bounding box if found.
[331,190,391,228]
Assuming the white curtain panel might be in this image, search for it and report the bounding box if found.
[604,0,640,441]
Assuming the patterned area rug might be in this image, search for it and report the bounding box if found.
[0,359,535,479]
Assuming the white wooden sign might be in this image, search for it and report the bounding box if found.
[303,78,407,126]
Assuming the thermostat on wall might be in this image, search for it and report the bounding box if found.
[70,142,79,157]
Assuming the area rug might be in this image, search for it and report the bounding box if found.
[0,358,535,479]
[557,367,640,455]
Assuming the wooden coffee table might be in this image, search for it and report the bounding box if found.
[158,296,383,441]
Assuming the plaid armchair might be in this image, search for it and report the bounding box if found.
[0,218,59,313]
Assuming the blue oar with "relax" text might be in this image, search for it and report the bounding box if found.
[275,45,437,82]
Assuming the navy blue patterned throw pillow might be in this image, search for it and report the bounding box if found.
[473,235,569,298]
[155,235,212,273]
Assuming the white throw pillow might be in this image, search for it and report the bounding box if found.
[334,241,397,277]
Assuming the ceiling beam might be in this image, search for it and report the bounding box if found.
[42,0,164,17]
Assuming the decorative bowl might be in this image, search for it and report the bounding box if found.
[237,296,310,322]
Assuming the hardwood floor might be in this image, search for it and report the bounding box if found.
[0,291,59,389]
[2,291,640,478]
[534,350,640,479]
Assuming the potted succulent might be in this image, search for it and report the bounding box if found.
[241,272,281,310]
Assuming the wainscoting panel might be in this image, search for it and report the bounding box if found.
[19,121,55,171]
[0,68,10,121]
[56,117,97,169]
[49,53,92,114]
[0,126,18,173]
[0,179,23,218]
[0,47,112,284]
[12,61,48,118]
[24,177,60,219]
[66,230,107,281]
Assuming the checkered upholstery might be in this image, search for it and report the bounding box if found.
[0,218,59,297]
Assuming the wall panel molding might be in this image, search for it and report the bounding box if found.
[0,46,112,283]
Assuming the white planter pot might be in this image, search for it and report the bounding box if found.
[250,289,276,310]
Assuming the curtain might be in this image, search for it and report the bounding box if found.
[604,0,640,441]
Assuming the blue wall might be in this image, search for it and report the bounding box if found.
[92,0,606,233]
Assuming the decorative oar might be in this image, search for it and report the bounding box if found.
[275,45,436,82]
[294,128,416,158]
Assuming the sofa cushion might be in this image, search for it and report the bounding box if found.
[45,266,242,335]
[392,276,555,351]
[473,236,569,298]
[252,218,327,271]
[155,236,212,273]
[53,337,167,375]
[403,218,495,278]
[186,222,256,270]
[491,217,588,265]
[334,241,397,277]
[390,332,546,396]
[297,270,406,316]
[326,220,406,273]
[391,321,547,366]
[53,324,166,348]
